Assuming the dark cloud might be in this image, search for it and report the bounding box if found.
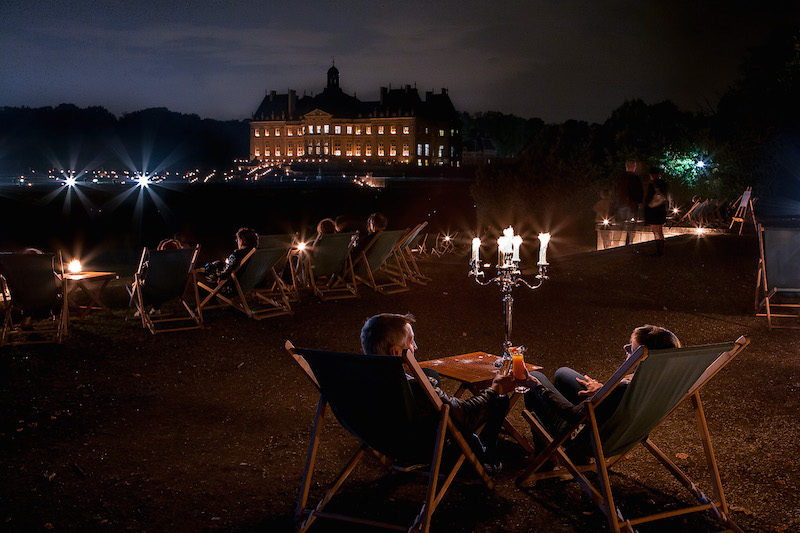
[1,0,797,122]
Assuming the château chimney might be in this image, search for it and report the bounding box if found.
[288,89,296,118]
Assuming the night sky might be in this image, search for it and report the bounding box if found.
[2,1,798,123]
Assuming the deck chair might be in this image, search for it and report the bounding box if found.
[0,252,68,346]
[258,233,300,302]
[675,198,703,226]
[517,336,750,533]
[755,223,800,329]
[300,232,358,301]
[129,246,203,334]
[430,232,458,257]
[196,247,292,320]
[730,187,756,235]
[285,341,493,533]
[353,229,409,294]
[398,222,432,285]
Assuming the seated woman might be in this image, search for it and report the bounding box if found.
[311,218,336,246]
[523,324,681,456]
[203,227,258,295]
[350,212,387,258]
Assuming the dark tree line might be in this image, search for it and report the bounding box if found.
[0,105,249,176]
[469,26,800,234]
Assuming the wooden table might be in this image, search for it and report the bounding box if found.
[63,271,118,319]
[419,351,542,453]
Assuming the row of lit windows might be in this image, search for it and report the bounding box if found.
[254,125,454,138]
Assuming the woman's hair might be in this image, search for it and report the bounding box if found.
[360,313,415,355]
[316,218,336,235]
[632,324,681,350]
[157,238,182,250]
[236,227,258,248]
[368,212,388,232]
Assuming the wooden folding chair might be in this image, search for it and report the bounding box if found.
[196,247,292,320]
[729,187,757,235]
[299,232,358,301]
[430,232,458,257]
[0,251,68,346]
[352,229,409,294]
[285,341,493,533]
[129,246,203,334]
[398,222,432,285]
[517,337,750,533]
[258,234,300,303]
[755,223,800,329]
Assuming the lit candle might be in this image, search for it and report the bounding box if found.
[472,238,481,263]
[538,233,551,265]
[512,235,522,262]
[497,235,507,265]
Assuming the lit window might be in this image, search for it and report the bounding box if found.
[275,147,281,156]
[275,128,281,136]
[451,129,455,136]
[316,125,322,134]
[346,143,352,156]
[265,149,271,156]
[390,125,397,134]
[302,126,307,134]
[355,126,361,135]
[424,144,430,156]
[438,145,444,158]
[287,129,293,136]
[366,126,372,135]
[354,144,361,156]
[254,148,260,156]
[365,144,372,156]
[378,143,385,156]
[323,145,329,155]
[417,144,422,156]
[265,129,270,136]
[297,145,304,156]
[334,146,341,156]
[378,125,385,135]
[324,124,330,134]
[287,146,294,156]
[390,144,397,157]
[346,125,353,134]
[402,144,409,157]
[439,129,445,137]
[315,145,321,155]
[334,125,341,134]
[254,130,260,137]
[403,126,410,134]
[297,128,302,136]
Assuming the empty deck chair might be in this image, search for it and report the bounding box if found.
[430,232,458,257]
[196,247,292,320]
[517,337,750,533]
[755,222,800,329]
[285,341,493,533]
[129,246,202,334]
[730,187,756,234]
[0,252,68,346]
[258,233,299,302]
[352,229,409,294]
[398,222,432,285]
[300,232,358,301]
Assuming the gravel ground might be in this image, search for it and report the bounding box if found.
[1,232,798,532]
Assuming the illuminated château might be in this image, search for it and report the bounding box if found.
[249,63,462,168]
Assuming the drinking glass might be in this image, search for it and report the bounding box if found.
[509,346,529,393]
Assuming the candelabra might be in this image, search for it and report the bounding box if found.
[469,227,550,365]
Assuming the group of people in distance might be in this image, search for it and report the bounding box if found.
[309,211,388,256]
[360,312,680,474]
[594,159,670,256]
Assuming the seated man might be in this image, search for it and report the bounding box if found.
[361,313,515,473]
[203,227,258,296]
[523,324,681,456]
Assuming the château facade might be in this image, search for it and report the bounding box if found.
[249,64,462,168]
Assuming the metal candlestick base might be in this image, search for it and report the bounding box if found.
[469,257,548,366]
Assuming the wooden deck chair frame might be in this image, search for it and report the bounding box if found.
[516,336,750,533]
[129,246,203,334]
[0,251,68,347]
[300,232,359,301]
[258,234,301,302]
[285,340,493,533]
[353,229,409,294]
[674,199,703,227]
[755,223,800,329]
[196,248,292,320]
[399,222,432,285]
[730,187,757,235]
[430,232,458,257]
